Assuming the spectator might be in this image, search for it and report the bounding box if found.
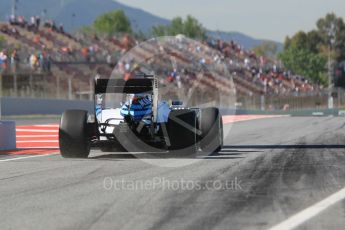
[125,62,130,71]
[59,23,64,34]
[17,16,26,27]
[124,71,131,81]
[10,49,19,73]
[46,54,52,72]
[33,35,41,45]
[11,27,20,38]
[167,69,178,83]
[87,45,96,62]
[51,20,57,31]
[30,16,35,27]
[38,51,45,71]
[29,54,38,70]
[93,34,99,41]
[0,50,8,70]
[35,16,41,29]
[81,47,90,62]
[9,14,16,25]
[106,53,112,67]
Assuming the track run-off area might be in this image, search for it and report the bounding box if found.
[0,115,344,230]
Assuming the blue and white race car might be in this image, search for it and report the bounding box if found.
[58,74,223,158]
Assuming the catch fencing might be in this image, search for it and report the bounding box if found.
[1,65,344,112]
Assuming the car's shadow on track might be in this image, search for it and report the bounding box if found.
[224,144,345,149]
[203,147,262,159]
[87,144,344,160]
[88,147,261,160]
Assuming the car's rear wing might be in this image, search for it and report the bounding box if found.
[95,78,154,94]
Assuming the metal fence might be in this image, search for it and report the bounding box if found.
[0,65,95,101]
[2,66,345,112]
[236,88,345,111]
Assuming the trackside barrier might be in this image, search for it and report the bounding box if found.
[0,120,16,151]
[220,108,342,117]
[0,97,94,116]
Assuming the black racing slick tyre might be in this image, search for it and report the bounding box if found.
[167,109,198,155]
[59,110,90,158]
[199,107,223,153]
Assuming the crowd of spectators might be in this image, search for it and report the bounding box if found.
[0,14,322,97]
[0,24,20,38]
[0,47,51,73]
[8,14,65,35]
[207,39,319,95]
[0,14,122,74]
[115,36,319,96]
[28,50,52,72]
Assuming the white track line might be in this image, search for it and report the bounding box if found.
[16,129,58,133]
[17,140,59,143]
[18,147,59,149]
[0,153,59,162]
[17,135,58,138]
[268,186,345,230]
[32,124,60,127]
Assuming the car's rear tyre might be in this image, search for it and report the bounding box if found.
[199,107,223,153]
[167,109,198,155]
[59,110,90,158]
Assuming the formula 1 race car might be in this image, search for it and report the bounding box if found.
[59,74,223,158]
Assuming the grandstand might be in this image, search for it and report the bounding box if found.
[0,16,329,110]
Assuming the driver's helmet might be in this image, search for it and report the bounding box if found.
[120,94,152,121]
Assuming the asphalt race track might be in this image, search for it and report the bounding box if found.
[0,116,345,230]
